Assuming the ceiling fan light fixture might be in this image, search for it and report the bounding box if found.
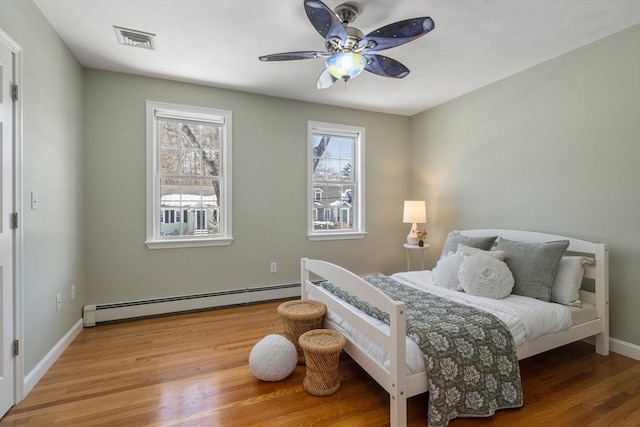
[325,52,365,81]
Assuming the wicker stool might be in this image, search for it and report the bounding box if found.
[298,329,346,396]
[277,300,327,364]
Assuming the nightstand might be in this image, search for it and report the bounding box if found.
[404,243,429,271]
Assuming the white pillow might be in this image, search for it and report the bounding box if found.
[433,253,465,290]
[458,254,514,299]
[457,244,506,261]
[550,256,595,306]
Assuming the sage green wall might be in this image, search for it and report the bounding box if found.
[410,25,640,346]
[0,0,85,373]
[83,69,411,303]
[2,0,637,382]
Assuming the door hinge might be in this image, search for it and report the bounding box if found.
[12,340,18,357]
[10,212,18,229]
[11,84,18,102]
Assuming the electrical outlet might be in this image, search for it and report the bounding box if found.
[270,262,277,273]
[56,293,62,311]
[71,284,76,300]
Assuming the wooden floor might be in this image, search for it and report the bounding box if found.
[1,301,638,426]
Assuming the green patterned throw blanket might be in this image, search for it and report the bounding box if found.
[320,274,523,427]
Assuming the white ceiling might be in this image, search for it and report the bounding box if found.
[34,0,640,116]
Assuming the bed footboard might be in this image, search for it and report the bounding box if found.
[301,258,410,427]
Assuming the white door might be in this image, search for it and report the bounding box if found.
[0,37,16,417]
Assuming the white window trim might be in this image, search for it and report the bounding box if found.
[307,121,366,241]
[145,101,233,249]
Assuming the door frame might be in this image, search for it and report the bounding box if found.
[0,27,24,405]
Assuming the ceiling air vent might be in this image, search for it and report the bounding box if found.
[113,26,156,50]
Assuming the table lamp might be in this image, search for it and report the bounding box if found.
[403,200,426,245]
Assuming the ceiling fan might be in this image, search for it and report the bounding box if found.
[258,0,435,89]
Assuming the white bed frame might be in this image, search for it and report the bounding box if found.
[301,229,609,427]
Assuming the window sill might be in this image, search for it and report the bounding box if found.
[307,232,367,241]
[145,237,233,249]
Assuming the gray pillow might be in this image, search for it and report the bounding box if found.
[440,232,498,258]
[494,238,569,302]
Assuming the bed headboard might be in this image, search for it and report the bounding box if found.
[459,229,609,354]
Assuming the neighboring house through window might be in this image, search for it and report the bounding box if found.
[308,121,365,240]
[146,101,232,248]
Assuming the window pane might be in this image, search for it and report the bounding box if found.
[202,178,220,235]
[159,121,181,175]
[160,121,180,148]
[313,134,355,183]
[158,119,223,178]
[159,178,182,236]
[182,149,202,176]
[339,160,352,181]
[339,138,353,157]
[184,179,219,236]
[158,178,221,237]
[203,150,220,177]
[312,135,330,180]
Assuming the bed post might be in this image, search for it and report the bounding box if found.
[594,245,609,355]
[389,301,408,427]
[301,258,309,300]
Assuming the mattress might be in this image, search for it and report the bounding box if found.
[316,270,596,375]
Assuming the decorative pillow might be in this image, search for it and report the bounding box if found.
[457,244,506,261]
[458,254,514,299]
[440,232,498,258]
[550,256,595,306]
[494,238,569,302]
[249,334,297,381]
[432,253,465,290]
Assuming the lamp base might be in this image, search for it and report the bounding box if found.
[406,223,419,245]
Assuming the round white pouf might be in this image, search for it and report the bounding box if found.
[249,334,297,381]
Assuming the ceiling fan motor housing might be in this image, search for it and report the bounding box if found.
[335,3,358,23]
[326,26,364,53]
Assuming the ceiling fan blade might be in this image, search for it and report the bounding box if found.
[364,54,410,78]
[317,68,338,89]
[359,17,435,52]
[304,0,348,44]
[259,51,328,61]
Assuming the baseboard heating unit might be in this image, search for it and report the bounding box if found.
[83,283,300,327]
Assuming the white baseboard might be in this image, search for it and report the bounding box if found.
[23,318,83,397]
[83,283,301,326]
[582,336,640,360]
[610,337,640,360]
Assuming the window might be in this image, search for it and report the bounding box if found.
[308,121,365,240]
[146,101,232,248]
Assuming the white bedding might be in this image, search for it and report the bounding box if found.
[319,270,593,375]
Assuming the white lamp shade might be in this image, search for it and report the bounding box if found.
[403,200,426,224]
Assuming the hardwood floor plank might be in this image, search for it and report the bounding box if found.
[1,301,638,426]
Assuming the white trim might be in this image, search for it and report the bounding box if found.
[23,319,82,397]
[307,120,365,240]
[145,237,232,249]
[0,27,24,404]
[145,101,233,249]
[307,231,367,241]
[610,338,640,360]
[82,284,301,326]
[583,336,640,361]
